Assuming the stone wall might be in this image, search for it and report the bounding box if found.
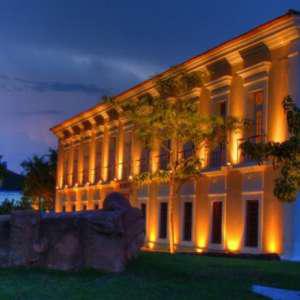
[0,192,145,272]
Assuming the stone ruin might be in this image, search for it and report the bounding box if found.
[0,192,145,272]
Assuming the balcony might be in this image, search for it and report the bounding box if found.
[158,153,170,171]
[209,143,226,169]
[237,134,265,164]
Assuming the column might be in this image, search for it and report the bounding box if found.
[226,169,243,252]
[101,118,109,182]
[117,121,124,180]
[226,52,244,165]
[89,120,97,184]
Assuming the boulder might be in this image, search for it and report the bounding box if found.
[0,192,145,272]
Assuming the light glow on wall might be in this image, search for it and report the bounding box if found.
[230,131,242,164]
[227,239,240,252]
[197,236,208,249]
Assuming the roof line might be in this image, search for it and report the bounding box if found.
[51,9,299,133]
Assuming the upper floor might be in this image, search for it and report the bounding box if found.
[51,10,300,190]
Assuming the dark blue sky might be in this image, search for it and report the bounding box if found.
[1,0,299,172]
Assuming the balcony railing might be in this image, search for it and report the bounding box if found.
[158,153,170,171]
[238,134,265,164]
[209,143,226,168]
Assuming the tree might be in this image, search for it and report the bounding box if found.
[21,148,57,211]
[0,156,7,181]
[241,95,300,203]
[107,71,243,253]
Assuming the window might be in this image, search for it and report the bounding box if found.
[108,135,117,181]
[62,205,66,212]
[183,202,193,241]
[63,149,69,185]
[73,147,79,184]
[82,204,87,211]
[159,202,168,239]
[95,138,103,182]
[211,201,223,244]
[122,131,132,179]
[254,91,264,139]
[248,91,264,141]
[94,203,99,210]
[83,143,89,183]
[141,203,146,233]
[159,140,171,170]
[140,147,150,173]
[141,203,146,219]
[210,100,226,167]
[72,204,76,212]
[245,200,259,248]
[183,141,194,159]
[219,101,227,118]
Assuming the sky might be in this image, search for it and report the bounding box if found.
[0,0,299,173]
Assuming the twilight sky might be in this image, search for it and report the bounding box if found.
[1,0,300,172]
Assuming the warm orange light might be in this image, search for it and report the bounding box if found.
[196,248,203,253]
[149,231,156,241]
[230,131,242,164]
[117,163,123,180]
[267,241,277,253]
[197,236,207,249]
[227,240,240,252]
[148,241,155,250]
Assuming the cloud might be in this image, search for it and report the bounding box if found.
[14,109,64,117]
[0,74,110,95]
[71,53,163,81]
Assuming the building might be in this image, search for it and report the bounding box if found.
[51,10,300,260]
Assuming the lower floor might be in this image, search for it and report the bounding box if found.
[55,164,300,260]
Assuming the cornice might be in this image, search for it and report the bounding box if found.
[51,12,299,137]
[236,61,271,80]
[205,75,232,91]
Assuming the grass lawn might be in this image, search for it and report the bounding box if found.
[0,252,299,299]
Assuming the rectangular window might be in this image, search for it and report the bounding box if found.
[210,143,226,168]
[140,148,150,173]
[159,202,168,239]
[211,201,223,244]
[183,202,193,241]
[94,203,99,210]
[122,131,132,179]
[141,203,146,233]
[219,101,227,118]
[159,140,171,170]
[82,204,87,211]
[210,99,226,168]
[63,150,69,185]
[95,138,103,182]
[72,204,76,212]
[108,135,117,181]
[73,147,79,184]
[248,91,264,141]
[254,91,264,140]
[245,200,259,248]
[83,143,89,183]
[183,141,195,159]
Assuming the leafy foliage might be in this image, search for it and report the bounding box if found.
[0,197,31,215]
[156,71,207,98]
[21,148,57,211]
[241,95,300,202]
[106,70,244,253]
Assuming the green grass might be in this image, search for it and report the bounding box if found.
[0,252,299,299]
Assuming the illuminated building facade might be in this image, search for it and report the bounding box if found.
[51,10,300,259]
